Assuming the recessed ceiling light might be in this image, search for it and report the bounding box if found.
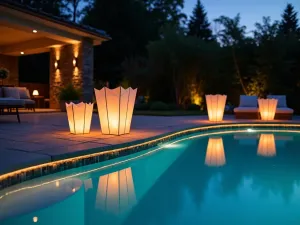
[33,29,37,33]
[20,52,24,55]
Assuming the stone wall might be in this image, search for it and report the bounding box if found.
[0,54,19,86]
[49,38,94,109]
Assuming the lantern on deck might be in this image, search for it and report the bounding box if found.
[94,87,137,135]
[258,98,278,120]
[66,102,94,134]
[257,134,276,157]
[205,95,227,122]
[205,137,226,167]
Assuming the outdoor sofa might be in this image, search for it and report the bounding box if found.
[0,87,36,122]
[234,95,294,120]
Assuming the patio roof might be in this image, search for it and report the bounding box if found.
[0,0,111,56]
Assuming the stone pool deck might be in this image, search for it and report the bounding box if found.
[0,112,300,175]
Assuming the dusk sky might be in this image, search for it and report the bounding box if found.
[183,0,300,32]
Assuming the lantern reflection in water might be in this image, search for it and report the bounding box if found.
[257,134,276,157]
[205,137,226,167]
[95,167,136,215]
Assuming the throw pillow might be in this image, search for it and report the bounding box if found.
[3,87,20,99]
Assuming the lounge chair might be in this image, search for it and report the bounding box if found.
[234,95,259,119]
[267,95,293,120]
[2,87,35,111]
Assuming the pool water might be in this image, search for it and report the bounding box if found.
[1,129,300,225]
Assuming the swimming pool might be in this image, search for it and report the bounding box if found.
[1,128,300,225]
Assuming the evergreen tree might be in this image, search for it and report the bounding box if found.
[280,3,299,35]
[187,0,213,41]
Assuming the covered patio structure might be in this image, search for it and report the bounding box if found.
[0,0,110,108]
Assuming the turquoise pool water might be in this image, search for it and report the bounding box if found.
[1,129,300,225]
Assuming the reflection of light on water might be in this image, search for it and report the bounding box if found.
[33,216,38,223]
[72,188,76,193]
[205,137,226,167]
[247,128,255,132]
[257,134,276,157]
[95,167,136,215]
[84,178,93,192]
[164,143,181,148]
[55,181,59,187]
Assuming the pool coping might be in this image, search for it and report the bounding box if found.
[1,122,300,190]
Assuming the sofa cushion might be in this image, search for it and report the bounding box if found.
[239,95,258,107]
[0,88,2,98]
[17,87,31,99]
[267,95,287,108]
[0,97,25,106]
[3,87,20,99]
[276,107,294,114]
[23,99,35,105]
[234,107,259,113]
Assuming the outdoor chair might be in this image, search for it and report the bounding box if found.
[234,95,259,119]
[267,95,293,120]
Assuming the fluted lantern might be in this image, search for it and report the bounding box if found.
[205,137,226,167]
[257,134,276,157]
[205,95,227,122]
[94,87,137,135]
[66,102,94,134]
[258,98,278,120]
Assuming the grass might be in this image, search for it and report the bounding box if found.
[133,110,206,116]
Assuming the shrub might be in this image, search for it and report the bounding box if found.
[134,103,150,110]
[167,103,180,110]
[186,104,201,111]
[150,101,169,111]
[58,84,81,101]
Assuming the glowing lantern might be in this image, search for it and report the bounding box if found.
[205,95,227,122]
[65,102,94,134]
[205,137,226,167]
[258,98,278,120]
[95,167,136,215]
[257,134,276,157]
[94,87,137,135]
[32,90,39,96]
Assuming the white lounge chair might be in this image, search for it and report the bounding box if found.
[234,95,259,119]
[267,95,293,120]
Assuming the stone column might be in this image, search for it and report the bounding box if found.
[49,38,94,109]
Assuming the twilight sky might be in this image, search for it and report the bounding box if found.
[183,0,300,32]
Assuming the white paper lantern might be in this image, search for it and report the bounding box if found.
[94,87,137,135]
[205,95,227,122]
[257,134,276,157]
[258,98,278,120]
[205,137,226,167]
[66,102,94,134]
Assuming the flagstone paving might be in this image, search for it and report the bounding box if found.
[0,112,299,175]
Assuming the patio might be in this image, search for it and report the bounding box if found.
[1,112,300,175]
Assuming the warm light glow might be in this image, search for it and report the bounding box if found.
[20,52,24,55]
[258,98,278,121]
[33,216,38,223]
[32,90,39,96]
[206,95,227,122]
[257,134,276,157]
[55,181,60,187]
[205,137,226,167]
[96,167,136,215]
[72,188,76,193]
[94,87,137,135]
[33,30,37,33]
[73,58,78,67]
[247,128,255,132]
[66,102,94,134]
[54,60,60,70]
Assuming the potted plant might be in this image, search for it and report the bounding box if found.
[0,68,9,86]
[58,84,81,111]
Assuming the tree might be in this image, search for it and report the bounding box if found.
[214,14,248,94]
[187,0,213,41]
[63,0,92,23]
[280,3,299,35]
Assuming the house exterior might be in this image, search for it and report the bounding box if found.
[0,0,111,108]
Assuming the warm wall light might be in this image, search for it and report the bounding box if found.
[32,90,39,96]
[73,58,78,67]
[20,52,24,55]
[32,29,37,33]
[94,87,137,135]
[258,99,278,120]
[54,60,60,70]
[205,137,226,167]
[65,102,94,134]
[206,95,227,122]
[95,167,136,215]
[257,134,276,157]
